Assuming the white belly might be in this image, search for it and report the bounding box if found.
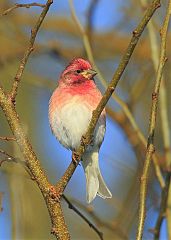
[50,100,106,151]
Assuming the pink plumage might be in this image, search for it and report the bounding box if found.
[49,58,112,203]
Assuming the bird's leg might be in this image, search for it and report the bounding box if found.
[72,151,80,165]
[48,185,62,202]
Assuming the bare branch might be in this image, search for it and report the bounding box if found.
[0,150,35,180]
[1,3,46,16]
[0,77,69,240]
[69,0,164,188]
[136,1,171,239]
[56,0,161,195]
[68,196,128,239]
[0,158,15,167]
[140,0,171,238]
[10,0,53,103]
[0,149,17,166]
[0,149,15,160]
[62,195,104,240]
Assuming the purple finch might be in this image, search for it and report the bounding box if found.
[49,58,112,203]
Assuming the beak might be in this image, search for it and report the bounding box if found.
[81,69,97,78]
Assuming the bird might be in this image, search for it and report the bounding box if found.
[49,58,112,203]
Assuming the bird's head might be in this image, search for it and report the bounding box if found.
[59,58,97,86]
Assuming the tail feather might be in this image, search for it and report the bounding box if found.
[97,171,112,199]
[82,151,112,203]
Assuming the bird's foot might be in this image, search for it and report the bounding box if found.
[72,151,80,165]
[81,135,94,147]
[80,135,87,146]
[48,186,62,202]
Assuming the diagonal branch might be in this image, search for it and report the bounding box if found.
[136,1,171,239]
[56,0,161,194]
[66,196,128,239]
[10,0,53,103]
[69,0,164,188]
[62,195,104,240]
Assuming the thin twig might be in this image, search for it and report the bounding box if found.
[69,0,164,188]
[136,1,171,239]
[0,158,16,167]
[0,149,15,159]
[141,0,171,168]
[68,197,128,239]
[140,0,171,238]
[0,149,17,166]
[62,195,104,240]
[0,150,35,180]
[0,136,16,141]
[10,0,53,103]
[1,3,46,16]
[56,0,161,194]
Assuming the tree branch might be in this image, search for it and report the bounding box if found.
[10,0,53,103]
[62,195,104,240]
[56,0,161,194]
[136,1,171,239]
[69,0,164,188]
[0,149,15,159]
[67,196,128,239]
[0,0,161,239]
[1,3,46,16]
[0,83,70,240]
[0,149,17,166]
[140,0,171,238]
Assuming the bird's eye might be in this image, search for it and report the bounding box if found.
[76,69,82,74]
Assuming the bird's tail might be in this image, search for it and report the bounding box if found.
[82,151,112,203]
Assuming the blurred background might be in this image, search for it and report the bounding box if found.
[0,0,171,239]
